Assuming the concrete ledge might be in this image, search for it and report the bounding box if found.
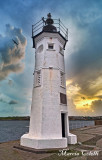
[68,133,77,144]
[21,134,67,149]
[14,145,69,154]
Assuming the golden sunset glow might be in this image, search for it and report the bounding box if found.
[66,79,102,115]
[75,97,100,109]
[66,80,73,86]
[66,80,80,97]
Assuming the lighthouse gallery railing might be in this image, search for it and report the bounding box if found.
[32,18,68,41]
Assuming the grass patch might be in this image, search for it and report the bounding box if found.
[77,145,94,150]
[0,116,30,120]
[82,135,102,145]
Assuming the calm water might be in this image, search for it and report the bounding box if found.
[0,120,29,143]
[69,120,95,130]
[0,120,94,143]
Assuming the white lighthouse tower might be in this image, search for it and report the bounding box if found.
[21,13,77,149]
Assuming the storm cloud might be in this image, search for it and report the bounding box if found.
[91,100,102,115]
[65,2,102,116]
[0,93,18,105]
[0,0,102,116]
[9,100,18,105]
[0,24,27,80]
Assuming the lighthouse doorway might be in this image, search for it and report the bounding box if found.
[61,113,65,137]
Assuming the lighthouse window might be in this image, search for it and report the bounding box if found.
[60,93,67,105]
[59,46,64,55]
[37,71,41,86]
[48,43,54,50]
[60,72,65,87]
[35,70,41,87]
[37,45,43,53]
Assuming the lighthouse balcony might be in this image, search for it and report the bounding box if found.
[32,14,68,48]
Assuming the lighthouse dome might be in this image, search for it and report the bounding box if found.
[42,13,57,32]
[43,24,57,32]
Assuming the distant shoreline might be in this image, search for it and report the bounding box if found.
[0,117,30,121]
[0,116,102,121]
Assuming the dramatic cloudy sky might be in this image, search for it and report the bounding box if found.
[0,0,102,116]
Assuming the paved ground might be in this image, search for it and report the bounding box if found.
[0,125,102,160]
[69,125,102,160]
[0,140,53,160]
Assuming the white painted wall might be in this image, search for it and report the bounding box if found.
[21,32,77,149]
[29,33,68,137]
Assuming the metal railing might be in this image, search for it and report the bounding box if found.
[32,18,68,41]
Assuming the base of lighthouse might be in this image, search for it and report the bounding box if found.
[21,134,67,149]
[20,133,77,149]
